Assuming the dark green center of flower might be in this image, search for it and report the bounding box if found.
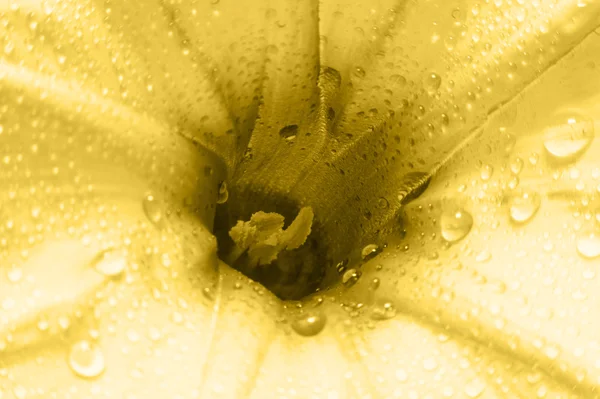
[214,199,327,300]
[213,66,431,300]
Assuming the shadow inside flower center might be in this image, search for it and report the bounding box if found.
[212,171,429,300]
[214,191,330,300]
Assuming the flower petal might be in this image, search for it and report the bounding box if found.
[0,0,285,166]
[314,0,600,245]
[3,1,600,399]
[350,28,600,397]
[0,23,228,396]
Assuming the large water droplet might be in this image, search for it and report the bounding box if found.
[291,312,327,337]
[361,244,380,261]
[576,232,600,259]
[68,340,105,379]
[424,72,442,94]
[506,190,541,224]
[278,125,298,139]
[142,193,165,228]
[342,268,361,287]
[92,248,127,277]
[217,181,229,204]
[440,207,473,242]
[543,111,594,163]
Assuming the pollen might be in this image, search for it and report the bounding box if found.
[227,207,314,268]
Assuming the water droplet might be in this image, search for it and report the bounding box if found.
[451,8,464,20]
[424,72,442,94]
[577,232,600,259]
[217,181,229,204]
[389,74,407,87]
[68,340,105,379]
[423,357,438,371]
[142,193,164,228]
[202,287,215,300]
[92,248,127,277]
[395,368,408,382]
[342,268,361,287]
[506,190,541,224]
[370,300,397,320]
[475,250,492,263]
[361,244,381,260]
[292,312,327,337]
[440,207,473,243]
[510,157,524,175]
[529,152,540,165]
[7,267,22,282]
[544,343,561,359]
[370,278,380,290]
[504,133,517,154]
[336,258,349,274]
[543,111,594,163]
[278,124,298,139]
[377,197,389,209]
[353,66,366,79]
[464,378,486,398]
[13,386,27,399]
[480,164,494,181]
[397,172,431,205]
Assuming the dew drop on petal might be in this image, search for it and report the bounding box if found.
[395,368,408,382]
[440,207,473,243]
[389,74,407,87]
[13,386,27,399]
[217,181,229,204]
[142,193,164,228]
[423,357,438,371]
[576,232,600,259]
[424,72,442,94]
[464,378,486,398]
[336,258,349,274]
[291,312,327,337]
[370,278,380,291]
[361,244,381,260]
[278,124,298,139]
[480,164,493,181]
[504,133,517,154]
[342,268,361,287]
[370,300,397,320]
[506,190,541,224]
[7,267,22,283]
[92,248,127,277]
[509,157,524,175]
[543,111,594,162]
[377,197,389,209]
[544,343,561,359]
[68,340,105,379]
[475,250,492,263]
[353,66,366,79]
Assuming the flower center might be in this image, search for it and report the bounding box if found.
[214,189,329,300]
[212,66,432,300]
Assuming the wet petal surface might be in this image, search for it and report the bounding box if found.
[1,0,600,398]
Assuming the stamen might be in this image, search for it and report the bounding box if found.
[227,207,314,268]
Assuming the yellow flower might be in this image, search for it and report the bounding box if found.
[1,0,600,398]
